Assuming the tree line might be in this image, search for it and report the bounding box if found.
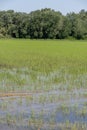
[0,8,87,39]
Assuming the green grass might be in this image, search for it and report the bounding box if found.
[0,39,87,92]
[0,39,87,128]
[0,39,87,74]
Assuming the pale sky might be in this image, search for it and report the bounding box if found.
[0,0,87,14]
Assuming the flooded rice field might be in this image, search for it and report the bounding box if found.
[0,68,87,130]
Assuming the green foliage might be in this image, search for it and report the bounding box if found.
[0,9,87,39]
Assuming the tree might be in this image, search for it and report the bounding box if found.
[0,9,87,39]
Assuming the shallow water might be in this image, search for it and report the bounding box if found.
[0,96,87,125]
[0,68,87,129]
